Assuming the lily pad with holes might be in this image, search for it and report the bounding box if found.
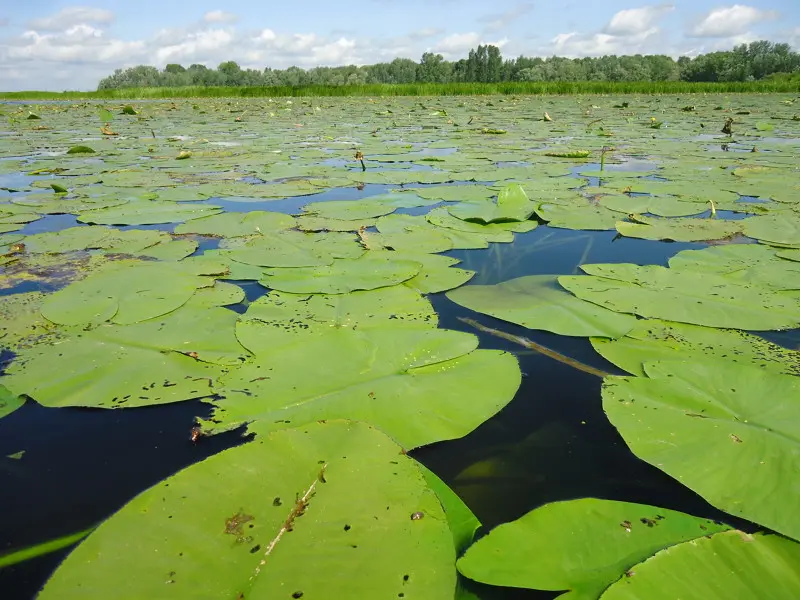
[205,327,521,449]
[559,263,800,331]
[38,421,457,599]
[603,359,800,541]
[447,275,637,338]
[457,498,729,599]
[236,285,437,353]
[591,319,800,378]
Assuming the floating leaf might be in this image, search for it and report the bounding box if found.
[742,213,800,247]
[77,201,222,226]
[448,183,536,224]
[260,255,420,295]
[303,199,397,221]
[559,263,800,331]
[592,319,800,377]
[615,215,741,242]
[38,421,457,599]
[447,275,637,338]
[0,385,24,421]
[457,498,728,599]
[65,145,96,155]
[604,360,800,541]
[206,328,521,449]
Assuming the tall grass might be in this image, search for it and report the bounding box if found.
[2,80,798,100]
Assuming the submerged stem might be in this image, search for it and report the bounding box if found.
[458,317,612,378]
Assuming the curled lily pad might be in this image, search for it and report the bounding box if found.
[66,145,95,155]
[447,275,637,338]
[260,255,420,295]
[457,498,729,599]
[559,263,800,331]
[205,327,521,449]
[38,421,457,599]
[603,359,800,541]
[447,184,536,224]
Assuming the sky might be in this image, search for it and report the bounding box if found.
[0,1,797,91]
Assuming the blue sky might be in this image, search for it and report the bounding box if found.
[0,1,797,90]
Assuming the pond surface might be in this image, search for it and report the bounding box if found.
[1,94,799,599]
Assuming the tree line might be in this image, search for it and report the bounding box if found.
[97,40,800,90]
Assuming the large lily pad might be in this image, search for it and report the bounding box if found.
[591,319,800,377]
[205,327,521,449]
[260,255,420,294]
[600,531,800,600]
[77,201,222,225]
[41,259,225,327]
[615,215,742,242]
[742,213,800,247]
[447,275,637,338]
[38,421,457,599]
[302,198,397,221]
[173,211,295,237]
[603,359,800,541]
[559,263,800,331]
[457,498,729,599]
[535,201,620,231]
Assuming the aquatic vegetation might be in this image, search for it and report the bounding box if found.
[1,93,800,598]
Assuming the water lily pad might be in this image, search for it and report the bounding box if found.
[604,359,800,541]
[236,286,437,354]
[368,251,475,294]
[592,319,800,377]
[448,184,536,224]
[260,255,420,295]
[296,216,376,232]
[224,231,338,268]
[600,531,800,600]
[41,259,224,327]
[303,199,397,221]
[600,195,708,217]
[742,213,800,247]
[207,328,521,449]
[0,385,24,421]
[457,498,729,599]
[447,275,637,338]
[38,421,457,599]
[174,211,295,237]
[535,201,619,231]
[559,263,800,331]
[77,201,222,225]
[616,215,742,242]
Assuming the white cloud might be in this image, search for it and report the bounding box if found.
[604,4,674,36]
[434,32,481,54]
[203,10,238,24]
[155,29,234,64]
[28,6,114,31]
[551,27,661,57]
[690,5,778,38]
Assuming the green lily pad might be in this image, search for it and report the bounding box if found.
[260,255,420,295]
[363,228,454,253]
[237,285,437,354]
[174,211,296,237]
[296,216,376,232]
[303,199,397,221]
[41,259,224,327]
[457,498,728,599]
[38,421,457,599]
[447,275,637,338]
[77,201,222,226]
[559,263,800,331]
[604,359,800,541]
[66,145,95,155]
[368,251,475,294]
[600,531,800,600]
[535,201,620,231]
[668,244,800,290]
[206,328,521,449]
[742,213,800,247]
[599,195,709,217]
[0,385,24,421]
[447,184,536,224]
[591,319,800,377]
[616,215,742,242]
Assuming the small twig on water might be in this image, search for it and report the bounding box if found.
[458,317,612,378]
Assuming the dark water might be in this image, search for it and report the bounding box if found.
[0,185,782,599]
